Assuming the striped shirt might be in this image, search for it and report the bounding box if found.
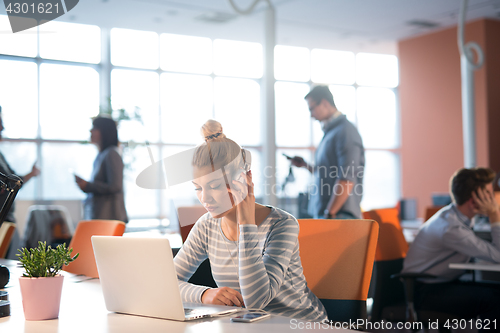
[174,206,328,322]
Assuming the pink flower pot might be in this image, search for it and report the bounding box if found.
[19,275,64,320]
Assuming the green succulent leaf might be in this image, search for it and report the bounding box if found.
[16,241,79,278]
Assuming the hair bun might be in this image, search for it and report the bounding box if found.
[201,119,226,141]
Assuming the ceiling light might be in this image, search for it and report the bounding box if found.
[195,12,237,24]
[407,20,440,29]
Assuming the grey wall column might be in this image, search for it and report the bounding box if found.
[458,0,483,168]
[100,28,111,109]
[261,6,277,206]
[461,52,476,168]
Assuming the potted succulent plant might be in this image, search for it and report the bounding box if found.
[17,241,79,320]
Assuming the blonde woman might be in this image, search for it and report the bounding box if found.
[173,120,327,322]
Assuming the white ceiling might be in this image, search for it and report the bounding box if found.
[36,0,500,54]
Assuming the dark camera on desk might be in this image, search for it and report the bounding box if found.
[0,265,9,289]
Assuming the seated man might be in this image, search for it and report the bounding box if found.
[402,167,500,322]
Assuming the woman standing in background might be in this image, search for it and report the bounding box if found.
[75,116,128,223]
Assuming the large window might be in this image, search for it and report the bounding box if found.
[213,39,263,78]
[0,60,38,139]
[39,21,101,63]
[0,20,266,226]
[160,34,212,75]
[110,28,159,69]
[274,48,400,210]
[0,15,37,57]
[0,17,400,225]
[274,46,309,82]
[111,69,160,143]
[160,73,213,145]
[311,49,355,85]
[213,77,261,146]
[39,63,99,140]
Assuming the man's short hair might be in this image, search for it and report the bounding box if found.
[450,167,496,205]
[304,85,336,108]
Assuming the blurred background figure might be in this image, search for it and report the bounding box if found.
[0,106,41,259]
[402,167,500,322]
[75,116,128,223]
[0,106,40,227]
[289,86,364,220]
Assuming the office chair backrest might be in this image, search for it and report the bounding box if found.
[176,206,207,243]
[0,222,16,258]
[362,208,408,261]
[175,206,215,288]
[424,206,444,222]
[297,219,378,322]
[23,205,73,249]
[63,220,126,278]
[363,208,409,322]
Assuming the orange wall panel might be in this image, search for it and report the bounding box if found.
[398,19,499,217]
[484,20,500,177]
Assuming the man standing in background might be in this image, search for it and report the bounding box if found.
[290,85,364,219]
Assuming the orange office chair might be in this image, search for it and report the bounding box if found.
[363,208,408,322]
[424,206,444,222]
[176,206,207,243]
[175,205,216,288]
[63,220,126,278]
[363,208,408,262]
[364,208,460,330]
[297,219,379,323]
[0,222,16,258]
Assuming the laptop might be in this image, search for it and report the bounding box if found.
[91,236,240,321]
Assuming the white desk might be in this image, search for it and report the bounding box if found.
[400,219,423,230]
[449,262,500,272]
[0,259,354,333]
[400,220,423,244]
